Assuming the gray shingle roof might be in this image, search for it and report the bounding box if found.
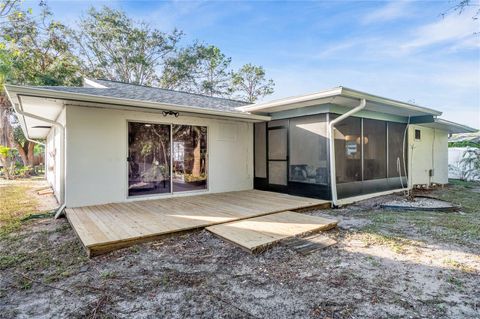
[33,79,250,112]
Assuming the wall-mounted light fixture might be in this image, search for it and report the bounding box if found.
[163,111,179,117]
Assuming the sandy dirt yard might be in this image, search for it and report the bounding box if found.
[1,179,479,318]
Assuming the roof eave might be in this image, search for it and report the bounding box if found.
[236,87,343,112]
[340,87,442,116]
[435,118,478,134]
[4,84,270,122]
[238,86,443,117]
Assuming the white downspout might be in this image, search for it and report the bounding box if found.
[328,98,366,207]
[12,98,66,218]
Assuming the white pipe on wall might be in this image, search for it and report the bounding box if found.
[328,98,366,207]
[12,98,66,218]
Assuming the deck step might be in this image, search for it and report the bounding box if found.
[206,211,337,253]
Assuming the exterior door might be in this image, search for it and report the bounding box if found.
[128,122,171,196]
[172,125,208,192]
[128,121,208,197]
[268,127,288,186]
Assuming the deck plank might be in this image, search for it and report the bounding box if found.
[65,190,330,256]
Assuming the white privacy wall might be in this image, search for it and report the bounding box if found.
[45,107,65,203]
[408,124,448,187]
[64,105,254,207]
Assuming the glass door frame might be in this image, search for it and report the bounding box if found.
[126,119,209,200]
[267,124,289,188]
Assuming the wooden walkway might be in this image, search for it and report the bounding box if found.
[206,211,338,253]
[66,190,330,256]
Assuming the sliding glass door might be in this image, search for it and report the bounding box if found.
[128,122,171,196]
[172,125,208,192]
[128,122,207,197]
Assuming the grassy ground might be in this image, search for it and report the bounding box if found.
[341,179,480,251]
[0,184,38,236]
[0,179,479,318]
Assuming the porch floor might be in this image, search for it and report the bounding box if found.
[65,190,330,256]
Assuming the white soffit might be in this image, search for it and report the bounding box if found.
[19,96,64,139]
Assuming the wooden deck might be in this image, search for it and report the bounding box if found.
[66,190,330,256]
[206,211,338,253]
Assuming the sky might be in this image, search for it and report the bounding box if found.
[25,0,480,128]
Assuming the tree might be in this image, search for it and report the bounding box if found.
[0,3,81,167]
[230,63,274,103]
[442,0,480,20]
[162,44,232,97]
[70,6,182,86]
[1,5,81,86]
[460,148,480,181]
[0,0,22,19]
[0,144,15,179]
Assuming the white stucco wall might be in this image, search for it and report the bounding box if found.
[408,124,448,187]
[64,105,254,207]
[45,107,65,202]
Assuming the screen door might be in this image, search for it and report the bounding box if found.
[268,127,288,185]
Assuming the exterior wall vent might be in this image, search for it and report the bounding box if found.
[415,129,421,140]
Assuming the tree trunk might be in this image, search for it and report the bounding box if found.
[15,141,28,166]
[0,97,15,148]
[192,140,201,177]
[27,142,35,166]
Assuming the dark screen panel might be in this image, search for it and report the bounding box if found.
[363,119,387,180]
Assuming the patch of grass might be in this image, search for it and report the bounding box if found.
[356,181,480,248]
[365,256,381,267]
[446,274,463,288]
[0,185,39,235]
[17,276,32,290]
[100,270,115,279]
[443,258,477,274]
[129,245,141,254]
[360,232,414,254]
[370,212,400,225]
[0,254,28,270]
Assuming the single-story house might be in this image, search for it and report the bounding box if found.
[5,79,477,215]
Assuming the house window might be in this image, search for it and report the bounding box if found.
[415,129,421,140]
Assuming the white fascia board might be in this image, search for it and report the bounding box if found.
[4,84,271,122]
[340,87,442,116]
[423,118,478,134]
[436,119,477,132]
[238,86,443,117]
[236,87,343,112]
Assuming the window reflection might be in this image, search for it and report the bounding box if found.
[289,114,328,184]
[128,122,171,196]
[172,125,208,192]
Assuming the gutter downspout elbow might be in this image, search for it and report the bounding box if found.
[12,99,67,219]
[328,98,366,207]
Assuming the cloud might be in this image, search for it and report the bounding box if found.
[362,1,411,24]
[401,8,479,52]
